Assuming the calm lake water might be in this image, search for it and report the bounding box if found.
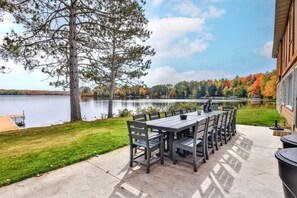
[0,95,275,128]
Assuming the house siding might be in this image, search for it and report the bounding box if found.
[275,0,297,130]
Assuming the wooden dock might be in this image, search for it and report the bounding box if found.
[0,114,23,132]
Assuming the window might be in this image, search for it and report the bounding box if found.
[287,74,293,107]
[277,84,281,105]
[282,80,285,104]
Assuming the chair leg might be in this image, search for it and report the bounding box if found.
[211,134,215,153]
[202,141,206,163]
[160,138,164,165]
[205,138,209,160]
[224,130,228,144]
[130,145,134,167]
[215,131,219,151]
[193,152,197,172]
[146,149,150,174]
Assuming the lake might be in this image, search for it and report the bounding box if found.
[0,95,275,128]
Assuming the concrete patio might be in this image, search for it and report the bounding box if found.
[0,125,283,198]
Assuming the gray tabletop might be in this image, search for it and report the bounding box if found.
[146,111,223,133]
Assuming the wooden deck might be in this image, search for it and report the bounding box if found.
[0,115,23,132]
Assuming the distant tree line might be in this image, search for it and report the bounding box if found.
[0,89,69,95]
[80,70,276,99]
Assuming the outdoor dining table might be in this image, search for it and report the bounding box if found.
[146,110,223,160]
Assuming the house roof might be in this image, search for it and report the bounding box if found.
[272,0,292,58]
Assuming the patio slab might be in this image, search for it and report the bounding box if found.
[0,125,283,198]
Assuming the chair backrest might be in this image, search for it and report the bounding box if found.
[173,109,182,115]
[132,114,147,122]
[223,107,237,125]
[181,108,188,114]
[189,107,197,112]
[233,108,237,121]
[127,121,149,145]
[214,114,220,129]
[207,115,216,133]
[194,117,208,141]
[165,111,174,117]
[217,112,227,129]
[225,109,234,126]
[149,112,161,120]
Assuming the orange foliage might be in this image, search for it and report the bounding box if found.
[263,76,276,99]
[249,74,263,96]
[114,88,126,96]
[139,87,150,96]
[222,80,231,89]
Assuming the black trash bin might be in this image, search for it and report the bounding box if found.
[275,148,297,198]
[281,135,297,148]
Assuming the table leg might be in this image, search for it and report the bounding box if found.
[168,132,174,160]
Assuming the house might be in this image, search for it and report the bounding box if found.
[272,0,297,130]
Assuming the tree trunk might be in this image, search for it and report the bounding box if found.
[108,80,115,118]
[69,0,82,121]
[107,30,117,118]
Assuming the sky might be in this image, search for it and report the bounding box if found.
[0,0,276,90]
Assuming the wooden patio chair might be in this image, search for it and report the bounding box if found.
[216,112,228,148]
[189,107,197,112]
[164,110,174,117]
[132,113,147,122]
[172,117,208,172]
[206,115,216,160]
[127,121,164,174]
[181,108,188,114]
[223,106,237,135]
[148,112,169,151]
[148,112,161,120]
[173,109,182,115]
[221,109,234,143]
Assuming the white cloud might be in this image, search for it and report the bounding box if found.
[205,6,225,18]
[172,1,225,19]
[259,41,273,58]
[147,1,225,59]
[148,17,209,58]
[172,1,202,17]
[152,0,164,7]
[142,66,235,86]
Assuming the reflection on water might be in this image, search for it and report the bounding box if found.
[0,95,276,128]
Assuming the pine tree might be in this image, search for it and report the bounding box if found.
[85,0,155,118]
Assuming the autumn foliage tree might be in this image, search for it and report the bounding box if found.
[80,70,277,100]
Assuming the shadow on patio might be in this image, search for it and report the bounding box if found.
[106,133,253,198]
[0,125,283,198]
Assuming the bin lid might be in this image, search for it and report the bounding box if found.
[276,148,297,167]
[281,135,297,145]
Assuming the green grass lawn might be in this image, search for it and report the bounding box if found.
[236,107,285,127]
[0,118,129,187]
[0,107,285,187]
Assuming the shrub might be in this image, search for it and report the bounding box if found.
[167,102,202,111]
[135,106,164,114]
[118,108,132,117]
